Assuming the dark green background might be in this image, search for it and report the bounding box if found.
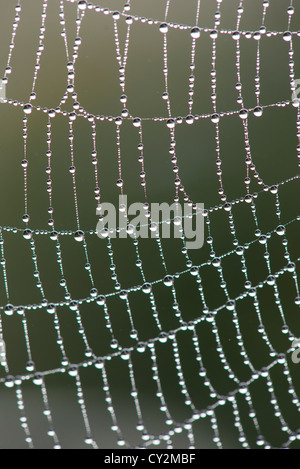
[0,0,299,449]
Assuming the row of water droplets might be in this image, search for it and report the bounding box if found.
[0,0,299,449]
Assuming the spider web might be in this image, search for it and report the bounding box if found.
[0,0,299,449]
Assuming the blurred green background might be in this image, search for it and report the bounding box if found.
[0,0,299,449]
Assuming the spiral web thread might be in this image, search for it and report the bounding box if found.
[0,0,300,449]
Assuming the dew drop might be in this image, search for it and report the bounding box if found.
[99,227,109,238]
[47,303,56,314]
[23,103,33,114]
[257,325,264,334]
[239,109,248,119]
[74,230,84,242]
[226,300,236,311]
[119,290,128,300]
[23,229,33,240]
[115,116,122,125]
[232,31,240,40]
[159,23,168,34]
[126,224,135,235]
[163,275,174,287]
[185,114,194,125]
[4,304,14,316]
[49,231,58,241]
[287,262,296,272]
[283,31,292,42]
[253,106,263,117]
[26,361,35,372]
[85,437,94,445]
[142,283,152,294]
[270,185,278,194]
[258,235,267,246]
[4,376,14,388]
[166,118,176,128]
[252,229,262,241]
[119,203,126,213]
[235,246,244,256]
[210,30,218,39]
[256,436,265,446]
[190,266,199,276]
[121,349,130,360]
[276,225,286,236]
[266,275,275,286]
[212,257,221,268]
[67,61,74,71]
[206,313,215,323]
[96,295,106,305]
[211,113,220,124]
[159,332,168,343]
[78,0,87,10]
[112,11,120,20]
[94,358,104,369]
[130,329,138,339]
[190,27,201,39]
[33,373,43,386]
[239,383,248,394]
[110,339,119,349]
[90,288,98,298]
[137,342,146,353]
[69,300,78,311]
[67,365,78,377]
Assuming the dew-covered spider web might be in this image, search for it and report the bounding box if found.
[0,0,299,449]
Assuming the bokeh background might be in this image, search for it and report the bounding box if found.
[0,0,299,449]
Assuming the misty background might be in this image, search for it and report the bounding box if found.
[0,0,299,449]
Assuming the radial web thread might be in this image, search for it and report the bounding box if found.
[0,0,299,449]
